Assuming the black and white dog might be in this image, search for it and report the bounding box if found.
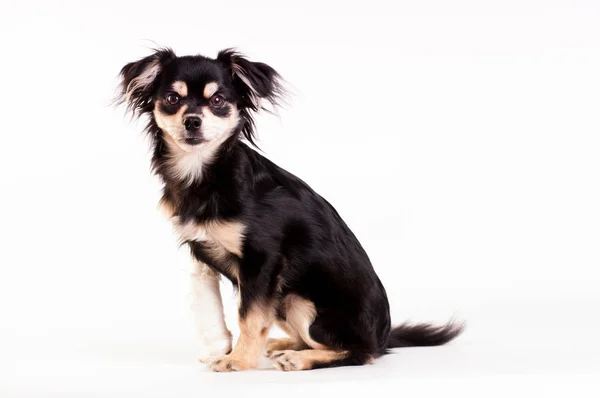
[117,48,463,371]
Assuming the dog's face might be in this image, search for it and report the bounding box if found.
[118,48,283,153]
[153,57,241,151]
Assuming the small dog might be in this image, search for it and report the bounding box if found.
[117,48,463,371]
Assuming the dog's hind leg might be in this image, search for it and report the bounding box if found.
[265,319,308,356]
[269,349,371,371]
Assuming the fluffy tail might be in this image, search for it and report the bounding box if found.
[387,320,464,348]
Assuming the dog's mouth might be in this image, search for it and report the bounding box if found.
[183,137,206,145]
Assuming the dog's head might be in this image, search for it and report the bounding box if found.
[117,48,284,152]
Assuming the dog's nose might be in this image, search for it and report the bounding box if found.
[184,116,202,133]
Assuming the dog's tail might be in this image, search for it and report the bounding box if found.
[387,320,464,349]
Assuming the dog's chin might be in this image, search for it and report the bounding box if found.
[176,139,206,152]
[183,137,206,146]
[162,131,205,153]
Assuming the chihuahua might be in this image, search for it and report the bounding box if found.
[117,48,463,372]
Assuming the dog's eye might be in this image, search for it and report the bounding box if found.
[166,93,180,105]
[209,94,225,108]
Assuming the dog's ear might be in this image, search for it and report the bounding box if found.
[217,49,285,112]
[117,48,176,116]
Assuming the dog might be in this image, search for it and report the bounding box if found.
[116,48,463,371]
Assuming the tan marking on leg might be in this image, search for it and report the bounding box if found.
[265,338,306,356]
[270,349,349,371]
[208,303,274,372]
[203,82,219,98]
[264,318,306,356]
[172,80,188,97]
[275,319,300,340]
[282,295,327,349]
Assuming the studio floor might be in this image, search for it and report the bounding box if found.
[3,292,599,398]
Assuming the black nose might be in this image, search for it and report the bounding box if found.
[184,116,201,133]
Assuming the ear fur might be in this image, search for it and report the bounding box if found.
[217,48,286,146]
[217,49,286,110]
[116,48,176,117]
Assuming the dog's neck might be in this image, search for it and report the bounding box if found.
[158,145,247,226]
[151,127,238,187]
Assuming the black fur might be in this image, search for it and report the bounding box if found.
[117,47,463,370]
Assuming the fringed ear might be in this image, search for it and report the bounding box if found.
[217,48,285,113]
[116,48,176,117]
[217,49,286,147]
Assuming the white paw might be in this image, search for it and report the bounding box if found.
[197,335,232,364]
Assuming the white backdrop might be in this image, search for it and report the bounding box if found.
[1,0,599,396]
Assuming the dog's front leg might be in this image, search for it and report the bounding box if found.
[208,301,274,372]
[190,261,232,363]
